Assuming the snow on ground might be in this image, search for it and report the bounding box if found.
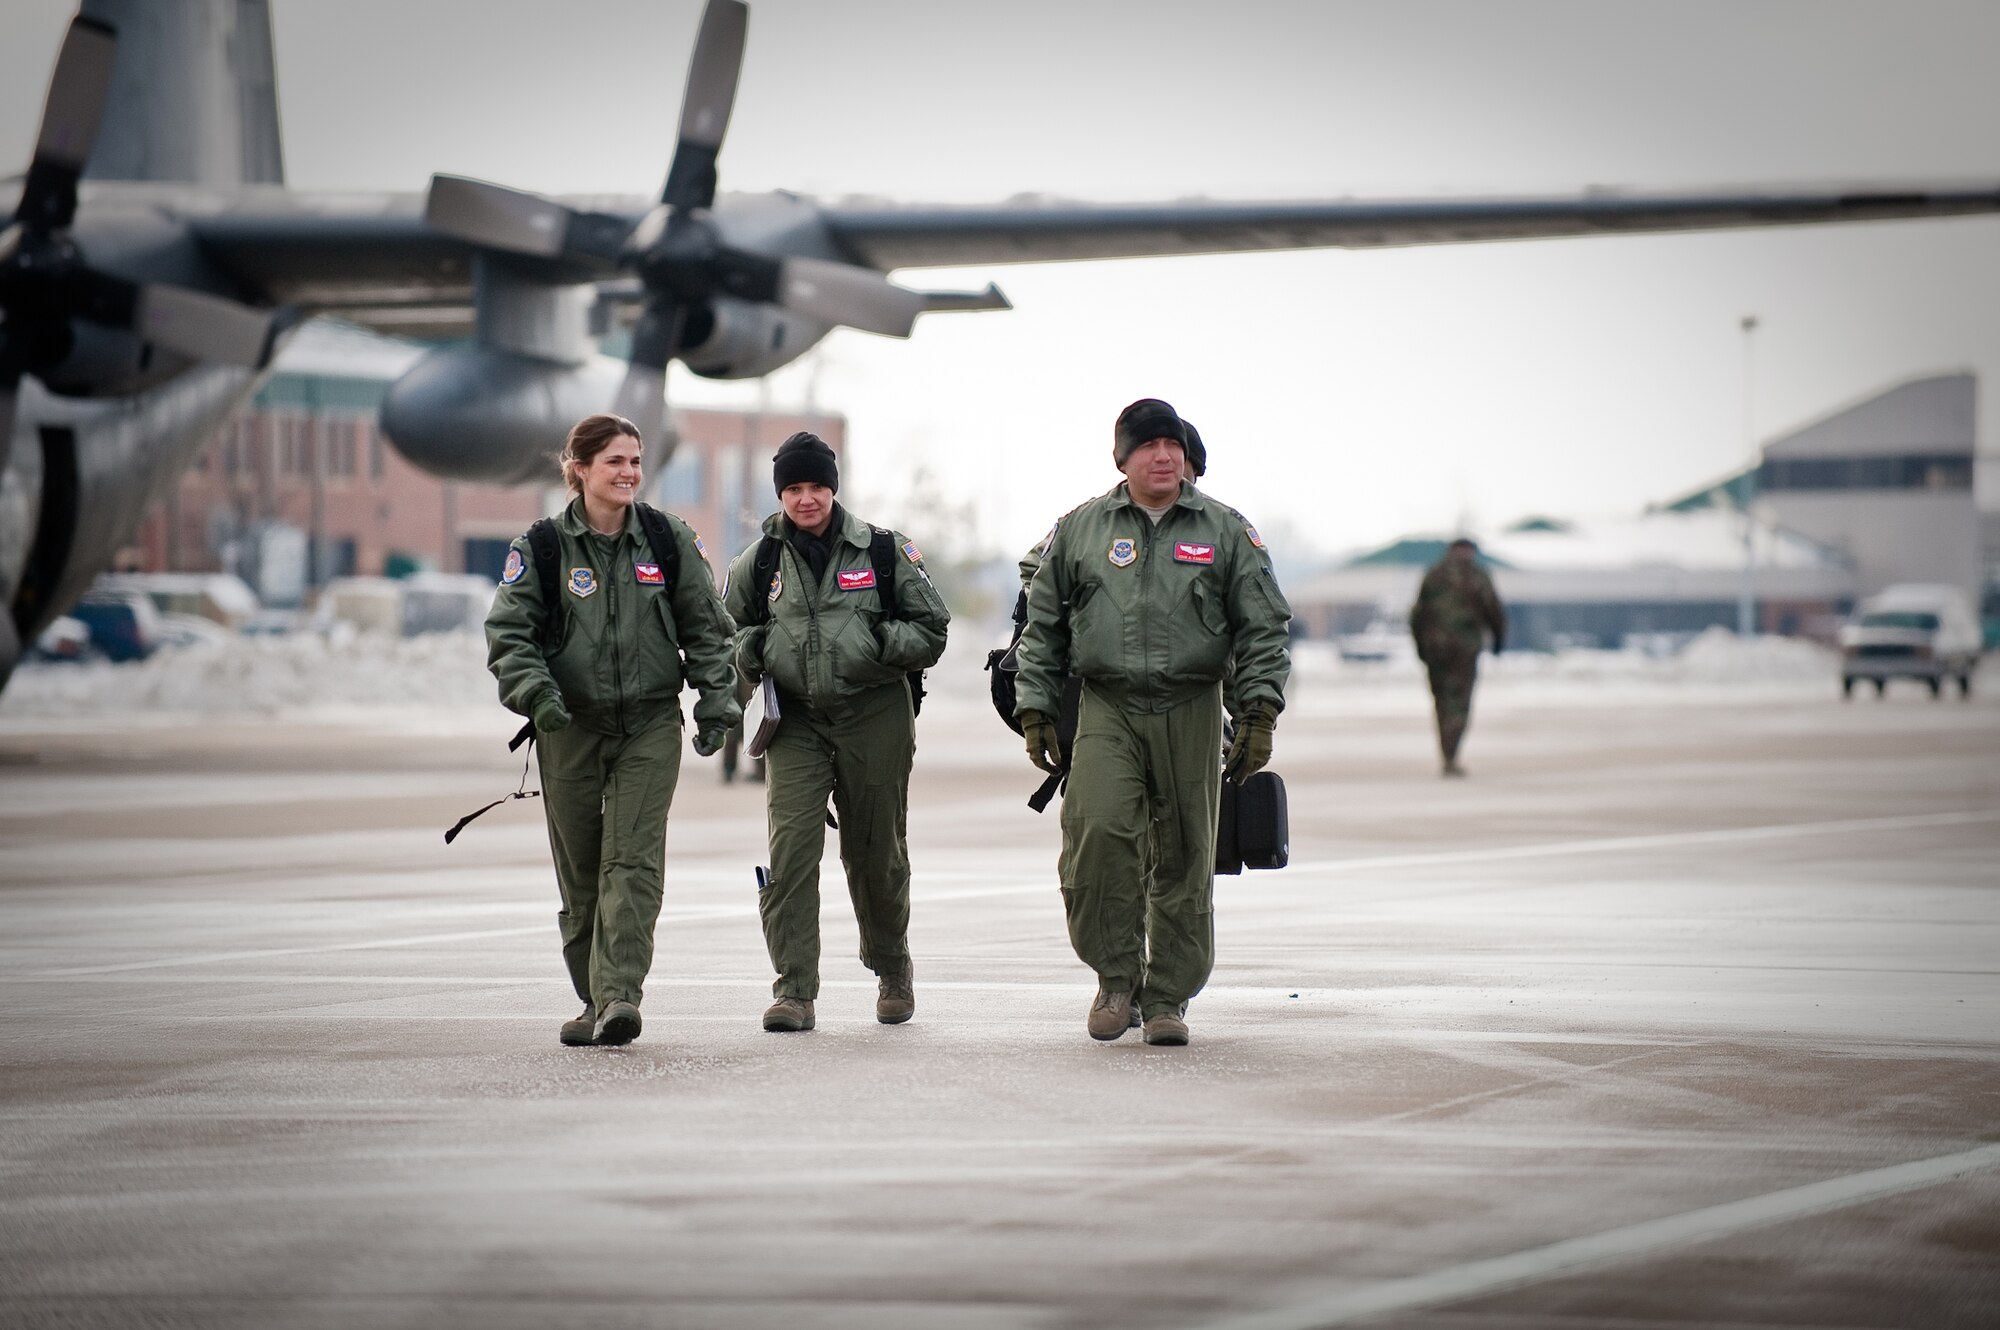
[0,626,506,731]
[1,623,1853,730]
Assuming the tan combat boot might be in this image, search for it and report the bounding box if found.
[763,996,816,1032]
[1142,1009,1189,1046]
[559,1003,596,1046]
[876,963,915,1025]
[1087,990,1134,1041]
[593,999,642,1046]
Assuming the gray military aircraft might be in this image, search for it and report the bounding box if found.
[3,0,1997,689]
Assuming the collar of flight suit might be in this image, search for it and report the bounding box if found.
[1108,478,1206,516]
[556,495,641,543]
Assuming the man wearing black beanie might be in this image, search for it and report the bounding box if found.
[1013,398,1291,1047]
[723,431,951,1033]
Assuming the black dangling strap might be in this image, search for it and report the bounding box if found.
[1027,769,1066,813]
[445,732,543,844]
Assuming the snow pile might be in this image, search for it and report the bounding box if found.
[3,627,498,717]
[1668,626,1840,682]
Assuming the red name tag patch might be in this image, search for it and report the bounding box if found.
[633,562,664,585]
[836,569,878,591]
[1174,543,1216,564]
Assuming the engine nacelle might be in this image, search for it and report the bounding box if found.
[678,297,830,381]
[380,346,627,486]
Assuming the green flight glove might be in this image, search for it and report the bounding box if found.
[1021,709,1063,774]
[1223,702,1275,782]
[532,688,571,734]
[692,725,727,757]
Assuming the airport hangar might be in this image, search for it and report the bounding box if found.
[1290,371,1991,652]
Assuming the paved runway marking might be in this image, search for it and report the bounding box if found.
[1201,1142,2000,1330]
[1286,808,1999,875]
[32,808,1994,978]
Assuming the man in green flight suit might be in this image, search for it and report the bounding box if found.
[1408,537,1507,777]
[486,414,741,1047]
[1014,399,1291,1046]
[724,432,951,1033]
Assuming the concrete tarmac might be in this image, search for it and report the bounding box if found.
[2,674,1997,1329]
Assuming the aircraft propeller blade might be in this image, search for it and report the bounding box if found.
[771,256,926,338]
[611,297,690,448]
[660,0,748,212]
[16,16,117,230]
[0,361,19,484]
[65,267,275,368]
[132,284,277,368]
[426,175,576,261]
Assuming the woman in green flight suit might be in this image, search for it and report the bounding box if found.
[485,414,741,1047]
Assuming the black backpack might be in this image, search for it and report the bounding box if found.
[525,501,681,653]
[748,526,926,716]
[985,586,1082,812]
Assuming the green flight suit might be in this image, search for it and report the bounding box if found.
[485,497,740,1011]
[1408,553,1506,764]
[1014,481,1291,1017]
[723,507,951,1000]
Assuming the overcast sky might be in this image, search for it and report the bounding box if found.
[6,0,1998,561]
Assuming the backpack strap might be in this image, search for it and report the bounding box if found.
[751,534,784,625]
[869,527,900,622]
[632,502,681,595]
[526,518,563,654]
[869,525,926,717]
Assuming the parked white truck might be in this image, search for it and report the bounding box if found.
[1838,584,1982,699]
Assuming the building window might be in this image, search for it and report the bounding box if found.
[1759,453,1972,492]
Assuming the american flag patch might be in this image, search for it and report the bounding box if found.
[1174,543,1216,564]
[837,568,878,591]
[901,540,922,563]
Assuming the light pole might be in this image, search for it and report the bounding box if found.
[1737,314,1759,638]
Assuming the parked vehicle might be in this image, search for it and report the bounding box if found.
[1838,584,1982,699]
[67,590,164,663]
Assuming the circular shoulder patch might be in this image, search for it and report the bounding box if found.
[500,548,526,585]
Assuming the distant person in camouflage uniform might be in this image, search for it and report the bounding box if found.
[1408,538,1506,777]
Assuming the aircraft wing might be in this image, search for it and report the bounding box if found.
[154,179,2000,339]
[817,183,2000,270]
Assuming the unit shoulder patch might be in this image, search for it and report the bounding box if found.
[768,567,784,602]
[1108,537,1137,568]
[568,567,598,598]
[501,548,525,585]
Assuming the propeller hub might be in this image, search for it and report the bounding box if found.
[632,210,721,300]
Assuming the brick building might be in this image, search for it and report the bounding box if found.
[129,324,845,600]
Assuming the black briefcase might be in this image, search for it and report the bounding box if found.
[1215,771,1289,875]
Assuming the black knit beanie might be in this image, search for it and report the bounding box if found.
[1113,398,1186,466]
[772,431,839,495]
[1182,420,1207,477]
